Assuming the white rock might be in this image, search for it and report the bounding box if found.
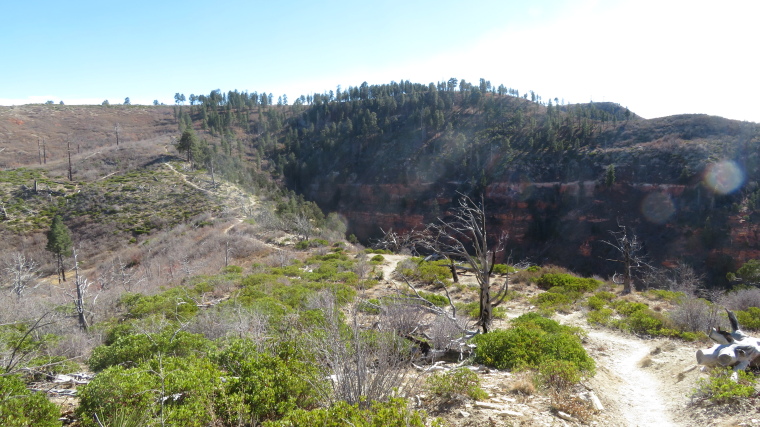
[458,410,471,418]
[556,411,575,422]
[496,409,524,417]
[474,401,505,411]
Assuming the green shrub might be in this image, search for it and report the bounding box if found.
[370,254,385,263]
[593,291,616,301]
[473,314,594,375]
[587,295,607,310]
[612,301,648,316]
[0,374,60,427]
[425,367,488,401]
[537,359,582,390]
[492,264,516,275]
[222,265,243,274]
[89,329,213,371]
[645,289,685,303]
[77,356,222,427]
[531,291,572,311]
[263,398,442,427]
[118,288,199,320]
[736,307,760,330]
[587,308,614,325]
[526,266,540,272]
[419,291,450,307]
[692,368,757,404]
[536,274,600,293]
[357,298,382,314]
[473,327,543,370]
[397,258,452,286]
[214,339,323,424]
[456,301,507,319]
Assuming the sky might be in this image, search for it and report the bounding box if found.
[2,0,758,122]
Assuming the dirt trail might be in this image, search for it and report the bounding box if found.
[586,329,679,427]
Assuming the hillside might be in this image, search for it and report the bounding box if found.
[3,88,760,288]
[3,96,760,425]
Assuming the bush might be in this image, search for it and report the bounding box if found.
[536,273,601,293]
[736,307,760,330]
[473,314,594,375]
[669,296,721,333]
[370,254,385,263]
[77,356,223,427]
[0,374,60,427]
[645,289,685,303]
[357,298,381,314]
[214,339,323,424]
[419,291,450,307]
[118,288,199,320]
[537,360,582,390]
[692,367,757,404]
[425,367,488,401]
[492,264,516,275]
[456,301,507,319]
[721,287,760,312]
[587,308,614,325]
[397,258,452,286]
[586,295,607,310]
[263,398,442,427]
[89,328,213,371]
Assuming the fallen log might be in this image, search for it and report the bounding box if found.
[696,309,760,377]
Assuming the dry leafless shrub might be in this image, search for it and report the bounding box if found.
[509,372,536,396]
[187,304,269,345]
[669,295,723,333]
[720,288,760,312]
[378,300,426,337]
[641,262,703,295]
[428,314,465,351]
[549,390,595,423]
[305,292,418,406]
[263,249,296,268]
[353,254,372,280]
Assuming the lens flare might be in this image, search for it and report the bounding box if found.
[641,192,675,224]
[704,161,744,195]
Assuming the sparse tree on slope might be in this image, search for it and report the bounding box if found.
[46,215,72,283]
[176,128,198,163]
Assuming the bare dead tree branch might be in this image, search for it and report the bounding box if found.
[601,222,648,294]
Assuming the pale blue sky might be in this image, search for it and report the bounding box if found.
[2,0,758,122]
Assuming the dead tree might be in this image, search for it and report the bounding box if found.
[3,252,41,300]
[602,223,646,294]
[417,194,509,334]
[67,137,73,181]
[697,309,760,380]
[68,250,93,331]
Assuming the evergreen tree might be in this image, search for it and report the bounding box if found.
[177,128,198,162]
[46,216,72,283]
[605,164,616,187]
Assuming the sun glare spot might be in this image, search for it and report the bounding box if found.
[704,160,744,195]
[641,192,675,224]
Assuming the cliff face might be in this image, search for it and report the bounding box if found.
[313,176,760,284]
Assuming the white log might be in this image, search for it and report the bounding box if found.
[696,344,723,366]
[717,346,737,366]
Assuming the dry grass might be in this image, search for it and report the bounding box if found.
[549,390,596,423]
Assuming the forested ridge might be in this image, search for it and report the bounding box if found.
[166,78,760,285]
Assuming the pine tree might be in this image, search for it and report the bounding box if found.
[176,128,198,162]
[46,216,72,283]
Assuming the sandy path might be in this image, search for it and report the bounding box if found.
[586,329,681,427]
